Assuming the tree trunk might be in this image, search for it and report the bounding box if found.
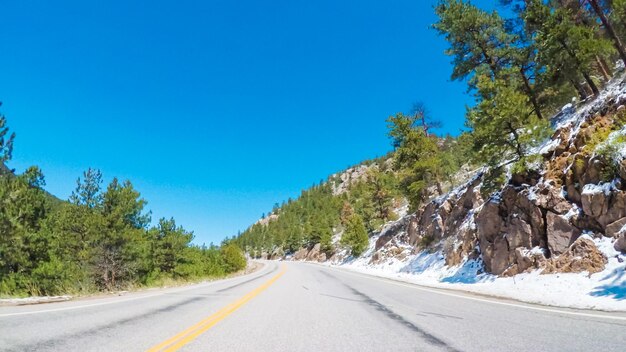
[558,38,599,96]
[508,123,525,160]
[570,79,588,100]
[596,55,611,81]
[478,42,499,77]
[588,0,626,67]
[520,68,543,119]
[582,71,600,96]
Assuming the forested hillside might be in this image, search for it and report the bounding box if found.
[0,107,246,297]
[235,0,626,264]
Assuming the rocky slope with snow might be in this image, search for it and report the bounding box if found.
[285,73,626,311]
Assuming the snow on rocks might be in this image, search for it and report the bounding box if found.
[328,234,626,311]
[302,73,626,312]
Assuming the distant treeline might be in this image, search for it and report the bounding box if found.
[236,0,626,257]
[0,111,245,297]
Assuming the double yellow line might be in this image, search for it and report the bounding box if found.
[147,265,286,352]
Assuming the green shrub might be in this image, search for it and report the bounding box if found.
[220,244,246,273]
[595,134,626,181]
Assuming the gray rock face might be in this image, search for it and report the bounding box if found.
[534,184,571,214]
[306,243,321,261]
[605,217,626,237]
[375,216,408,251]
[476,185,547,275]
[546,212,581,256]
[581,189,609,219]
[597,191,626,228]
[293,248,309,261]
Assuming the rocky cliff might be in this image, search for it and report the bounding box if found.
[291,73,626,280]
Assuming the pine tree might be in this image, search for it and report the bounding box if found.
[612,0,626,34]
[467,75,550,166]
[94,178,150,290]
[0,103,15,165]
[70,168,103,209]
[435,0,546,119]
[340,214,369,257]
[585,0,626,66]
[0,166,51,294]
[517,0,614,97]
[388,111,450,210]
[148,218,194,277]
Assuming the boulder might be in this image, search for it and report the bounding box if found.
[513,247,546,273]
[605,217,626,237]
[407,215,419,246]
[477,188,547,274]
[328,252,345,263]
[370,252,382,264]
[546,212,581,255]
[484,236,513,275]
[581,187,609,218]
[512,190,545,247]
[534,184,572,214]
[476,200,502,243]
[444,218,477,267]
[543,237,607,274]
[306,243,321,261]
[293,248,308,261]
[583,158,603,185]
[553,129,571,158]
[444,178,482,236]
[506,216,533,249]
[317,252,327,262]
[597,191,626,227]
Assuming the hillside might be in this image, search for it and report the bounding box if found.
[237,70,626,310]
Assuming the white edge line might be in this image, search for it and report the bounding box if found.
[317,263,626,322]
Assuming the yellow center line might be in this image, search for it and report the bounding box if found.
[147,265,286,352]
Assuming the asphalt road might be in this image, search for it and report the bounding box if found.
[1,261,625,352]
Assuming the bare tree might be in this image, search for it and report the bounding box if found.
[410,102,441,137]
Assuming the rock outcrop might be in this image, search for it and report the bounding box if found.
[358,75,626,276]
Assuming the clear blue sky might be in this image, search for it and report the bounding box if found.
[1,0,495,245]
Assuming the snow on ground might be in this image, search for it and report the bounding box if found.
[551,72,626,137]
[0,295,71,306]
[328,235,626,312]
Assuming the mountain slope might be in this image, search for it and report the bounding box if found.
[237,72,626,310]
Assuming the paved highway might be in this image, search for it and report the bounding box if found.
[1,261,625,351]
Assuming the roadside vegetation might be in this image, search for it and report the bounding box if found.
[0,110,246,297]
